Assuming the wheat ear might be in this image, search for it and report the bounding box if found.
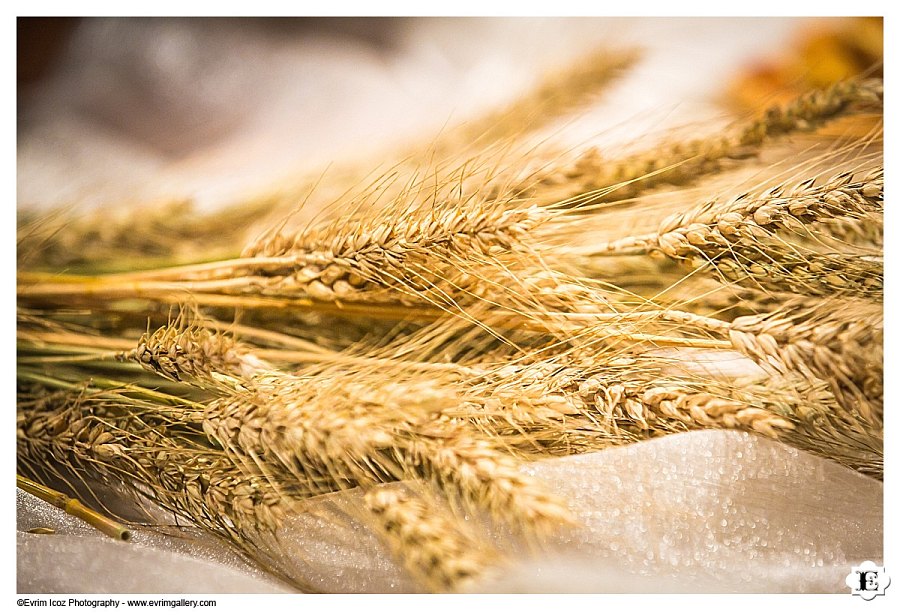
[17,392,293,535]
[198,368,575,533]
[364,484,501,592]
[533,78,883,205]
[122,319,268,386]
[452,47,641,151]
[727,299,883,422]
[591,167,882,255]
[583,168,882,297]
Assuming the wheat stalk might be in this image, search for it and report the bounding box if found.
[530,78,883,206]
[450,47,641,151]
[450,351,881,476]
[16,391,295,535]
[727,298,883,421]
[193,366,575,533]
[579,168,882,298]
[589,167,882,255]
[364,484,501,592]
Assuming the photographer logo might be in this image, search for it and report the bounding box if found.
[846,561,890,600]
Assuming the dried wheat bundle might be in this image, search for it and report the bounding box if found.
[16,38,883,593]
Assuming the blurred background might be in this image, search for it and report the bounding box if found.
[17,17,882,216]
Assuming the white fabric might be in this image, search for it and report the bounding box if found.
[17,431,881,593]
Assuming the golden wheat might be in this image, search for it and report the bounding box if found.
[15,38,883,594]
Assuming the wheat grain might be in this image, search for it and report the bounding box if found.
[591,167,882,256]
[123,319,268,386]
[580,169,882,297]
[241,198,550,305]
[727,299,883,421]
[198,368,574,533]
